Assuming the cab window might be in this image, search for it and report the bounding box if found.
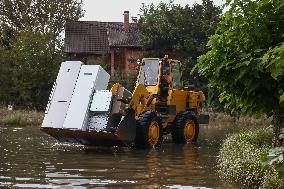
[138,60,159,85]
[172,62,182,88]
[162,62,170,75]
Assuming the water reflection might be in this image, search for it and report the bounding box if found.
[0,124,237,188]
[146,150,160,188]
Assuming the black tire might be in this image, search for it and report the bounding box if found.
[135,111,163,149]
[171,111,199,144]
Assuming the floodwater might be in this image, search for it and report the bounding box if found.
[0,123,238,188]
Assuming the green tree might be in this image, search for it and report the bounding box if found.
[0,0,84,109]
[11,31,64,109]
[0,46,13,104]
[137,0,222,105]
[0,0,84,36]
[195,0,284,146]
[0,25,17,105]
[138,0,221,59]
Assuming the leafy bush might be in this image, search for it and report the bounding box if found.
[87,54,110,73]
[110,71,137,92]
[263,128,284,179]
[218,128,284,188]
[261,168,284,189]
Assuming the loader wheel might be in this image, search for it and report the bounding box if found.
[172,111,199,144]
[135,111,163,149]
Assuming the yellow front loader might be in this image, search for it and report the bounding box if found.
[41,55,208,148]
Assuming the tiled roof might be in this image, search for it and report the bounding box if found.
[64,21,141,54]
[107,23,140,47]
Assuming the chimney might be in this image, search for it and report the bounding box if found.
[123,11,129,32]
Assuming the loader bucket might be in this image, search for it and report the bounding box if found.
[41,109,136,146]
[41,128,126,146]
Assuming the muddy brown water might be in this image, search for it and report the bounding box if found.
[0,123,239,188]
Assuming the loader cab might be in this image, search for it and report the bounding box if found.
[159,59,183,101]
[136,58,161,95]
[137,57,182,96]
[137,59,160,86]
[171,60,182,89]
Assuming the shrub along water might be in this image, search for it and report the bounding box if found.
[218,128,284,188]
[0,107,43,126]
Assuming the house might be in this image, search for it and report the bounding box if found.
[64,11,144,76]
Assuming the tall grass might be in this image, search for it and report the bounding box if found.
[0,107,43,126]
[209,111,271,127]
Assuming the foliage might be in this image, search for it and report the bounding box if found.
[0,0,84,36]
[87,54,110,73]
[0,0,84,109]
[261,171,284,189]
[195,0,284,115]
[206,87,226,112]
[263,128,284,178]
[137,0,221,96]
[87,55,138,92]
[11,31,64,109]
[138,0,221,58]
[111,71,137,92]
[218,128,284,188]
[0,45,14,103]
[195,0,284,179]
[265,147,284,177]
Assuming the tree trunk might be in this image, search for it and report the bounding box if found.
[272,107,284,147]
